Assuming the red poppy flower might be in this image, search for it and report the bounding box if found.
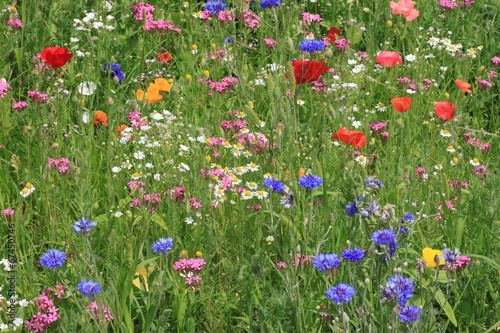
[332,127,367,149]
[454,79,472,93]
[290,60,329,84]
[157,50,172,63]
[391,97,412,112]
[327,27,341,42]
[435,101,455,121]
[375,51,403,67]
[41,47,73,68]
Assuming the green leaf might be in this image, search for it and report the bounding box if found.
[151,213,169,231]
[434,288,457,327]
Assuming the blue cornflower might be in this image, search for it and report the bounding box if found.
[399,212,414,235]
[40,249,66,269]
[399,305,422,323]
[259,0,281,8]
[313,253,341,272]
[364,176,384,189]
[360,200,379,217]
[204,0,227,14]
[299,39,325,53]
[326,283,356,305]
[345,199,359,217]
[380,275,414,306]
[280,191,296,209]
[78,280,101,297]
[298,175,322,189]
[371,229,397,245]
[441,247,460,266]
[341,248,365,262]
[224,37,233,43]
[103,63,120,72]
[103,63,125,82]
[263,178,285,192]
[152,237,174,254]
[73,217,97,235]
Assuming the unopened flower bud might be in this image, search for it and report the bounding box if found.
[107,97,114,106]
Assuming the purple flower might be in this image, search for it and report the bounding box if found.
[380,275,414,306]
[326,283,356,304]
[263,178,285,192]
[313,253,341,272]
[298,175,322,189]
[73,217,97,235]
[152,237,174,254]
[441,247,460,266]
[371,229,397,245]
[204,0,227,14]
[341,248,365,262]
[259,0,281,8]
[78,280,101,297]
[364,176,384,189]
[299,39,325,53]
[399,305,422,322]
[40,249,66,269]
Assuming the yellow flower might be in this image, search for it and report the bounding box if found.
[387,20,393,26]
[422,247,445,268]
[195,251,202,257]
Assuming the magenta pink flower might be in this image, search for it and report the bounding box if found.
[12,101,28,112]
[390,0,420,21]
[263,38,277,48]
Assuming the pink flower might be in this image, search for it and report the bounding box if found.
[390,0,420,21]
[12,101,28,112]
[263,38,277,48]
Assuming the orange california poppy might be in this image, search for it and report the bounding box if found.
[93,111,108,126]
[391,97,412,112]
[332,127,366,149]
[136,83,163,104]
[454,79,472,93]
[154,78,172,92]
[435,101,456,121]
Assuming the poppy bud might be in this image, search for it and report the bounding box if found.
[107,97,114,106]
[487,206,494,218]
[286,37,294,51]
[324,48,333,58]
[395,118,404,128]
[89,36,99,42]
[363,7,370,12]
[200,58,206,67]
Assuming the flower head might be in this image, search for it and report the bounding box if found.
[78,280,101,297]
[364,176,383,189]
[391,97,412,112]
[263,178,285,192]
[332,127,366,149]
[299,39,325,53]
[399,305,422,322]
[455,79,472,93]
[298,175,322,189]
[41,47,73,68]
[327,27,341,42]
[158,51,173,63]
[341,248,365,262]
[73,217,97,235]
[313,253,341,272]
[204,0,227,14]
[152,237,174,254]
[375,51,403,66]
[259,0,281,8]
[371,229,397,245]
[93,111,108,126]
[40,249,66,269]
[326,283,356,304]
[441,247,460,267]
[291,60,329,84]
[435,101,455,121]
[380,275,414,305]
[390,0,420,21]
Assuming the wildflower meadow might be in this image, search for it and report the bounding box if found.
[1,0,500,331]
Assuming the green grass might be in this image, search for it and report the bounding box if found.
[0,0,499,332]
